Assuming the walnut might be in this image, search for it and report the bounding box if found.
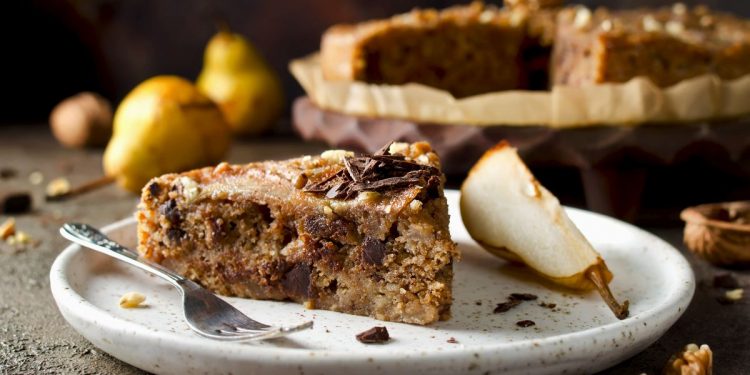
[666,21,685,35]
[724,288,743,301]
[49,92,113,148]
[642,15,663,32]
[178,176,200,203]
[573,6,592,30]
[0,218,16,240]
[663,344,712,375]
[672,3,687,16]
[46,177,71,198]
[320,149,354,163]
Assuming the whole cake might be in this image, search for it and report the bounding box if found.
[136,142,458,325]
[320,1,750,96]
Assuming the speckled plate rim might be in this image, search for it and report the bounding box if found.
[50,190,696,373]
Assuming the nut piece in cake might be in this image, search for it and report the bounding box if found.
[460,140,628,319]
[136,142,457,325]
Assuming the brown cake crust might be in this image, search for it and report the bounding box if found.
[320,2,750,95]
[552,5,750,87]
[137,142,457,325]
[320,2,527,97]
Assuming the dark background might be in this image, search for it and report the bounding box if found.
[2,0,749,124]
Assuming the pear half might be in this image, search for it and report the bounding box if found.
[460,141,629,319]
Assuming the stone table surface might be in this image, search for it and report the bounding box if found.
[1,124,747,374]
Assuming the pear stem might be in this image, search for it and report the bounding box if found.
[46,175,116,202]
[587,265,630,320]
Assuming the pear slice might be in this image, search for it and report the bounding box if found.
[460,141,629,319]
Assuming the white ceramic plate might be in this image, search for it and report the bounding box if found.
[50,190,694,375]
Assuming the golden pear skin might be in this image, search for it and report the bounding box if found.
[197,31,284,136]
[461,141,629,319]
[103,76,231,193]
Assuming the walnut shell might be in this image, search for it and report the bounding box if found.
[680,201,750,267]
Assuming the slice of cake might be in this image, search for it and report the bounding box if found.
[320,2,528,97]
[136,142,457,325]
[552,4,750,87]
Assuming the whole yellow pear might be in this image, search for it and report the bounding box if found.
[103,76,231,193]
[197,31,284,136]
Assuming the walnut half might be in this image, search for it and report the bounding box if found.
[663,343,713,375]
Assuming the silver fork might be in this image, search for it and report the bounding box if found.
[60,223,313,341]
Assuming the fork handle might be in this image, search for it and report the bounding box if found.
[60,223,186,288]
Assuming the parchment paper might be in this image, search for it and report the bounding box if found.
[290,54,750,128]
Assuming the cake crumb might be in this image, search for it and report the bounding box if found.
[28,171,44,185]
[119,292,146,308]
[6,231,32,246]
[46,177,71,198]
[723,288,743,302]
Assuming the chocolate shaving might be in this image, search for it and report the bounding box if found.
[509,293,538,301]
[493,293,538,314]
[356,326,390,344]
[303,142,441,200]
[516,320,536,328]
[494,299,522,313]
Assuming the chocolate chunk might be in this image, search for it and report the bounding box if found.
[1,192,32,214]
[0,168,17,179]
[282,263,313,299]
[539,302,557,309]
[166,227,184,242]
[147,182,162,198]
[362,237,386,265]
[493,299,521,313]
[713,273,739,289]
[509,293,538,301]
[516,320,536,328]
[303,215,329,238]
[355,326,390,344]
[158,199,181,225]
[302,215,354,243]
[446,337,458,344]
